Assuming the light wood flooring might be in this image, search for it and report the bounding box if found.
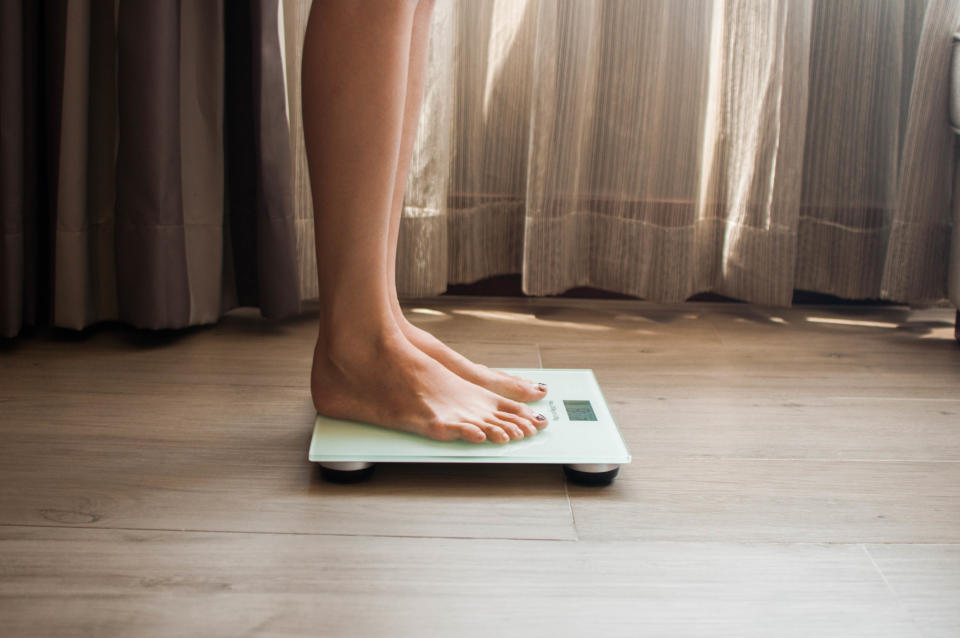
[1,296,959,637]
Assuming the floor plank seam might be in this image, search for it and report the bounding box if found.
[0,522,577,543]
[831,397,960,402]
[705,319,728,348]
[704,457,960,463]
[562,481,579,541]
[6,383,314,395]
[862,544,898,594]
[5,523,960,548]
[861,544,927,637]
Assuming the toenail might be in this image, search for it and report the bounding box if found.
[535,413,546,421]
[536,382,547,391]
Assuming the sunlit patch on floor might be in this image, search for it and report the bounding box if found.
[919,327,956,340]
[807,317,899,329]
[450,309,612,331]
[405,307,451,323]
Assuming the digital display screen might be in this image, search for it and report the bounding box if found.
[563,400,597,421]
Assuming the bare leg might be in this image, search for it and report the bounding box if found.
[384,3,548,403]
[303,0,547,443]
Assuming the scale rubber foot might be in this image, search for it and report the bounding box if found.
[318,462,376,484]
[563,464,620,486]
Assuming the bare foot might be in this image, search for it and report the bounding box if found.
[391,308,548,403]
[311,328,548,443]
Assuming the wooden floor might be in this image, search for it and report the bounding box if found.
[1,296,959,637]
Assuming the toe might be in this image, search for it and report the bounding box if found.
[531,411,549,429]
[486,417,524,440]
[494,372,547,401]
[475,421,510,444]
[455,423,486,443]
[475,367,545,402]
[426,420,469,442]
[498,398,549,430]
[496,411,537,437]
[530,380,548,397]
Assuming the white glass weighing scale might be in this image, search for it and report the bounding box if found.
[309,368,631,486]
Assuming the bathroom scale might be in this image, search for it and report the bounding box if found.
[309,368,630,486]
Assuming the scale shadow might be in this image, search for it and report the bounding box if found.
[307,461,564,491]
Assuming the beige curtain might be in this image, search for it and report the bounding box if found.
[281,0,959,307]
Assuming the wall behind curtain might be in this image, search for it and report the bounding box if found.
[346,0,955,307]
[0,0,299,337]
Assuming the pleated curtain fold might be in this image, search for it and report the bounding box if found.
[378,0,958,307]
[2,0,959,338]
[1,0,299,337]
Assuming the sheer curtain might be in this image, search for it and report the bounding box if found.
[285,0,958,307]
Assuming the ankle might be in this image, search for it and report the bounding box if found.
[314,319,406,373]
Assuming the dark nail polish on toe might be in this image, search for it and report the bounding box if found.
[535,412,546,421]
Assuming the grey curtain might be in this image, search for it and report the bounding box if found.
[354,0,956,307]
[951,29,960,309]
[0,0,299,337]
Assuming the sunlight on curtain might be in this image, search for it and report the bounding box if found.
[396,0,455,296]
[281,0,317,302]
[282,0,959,307]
